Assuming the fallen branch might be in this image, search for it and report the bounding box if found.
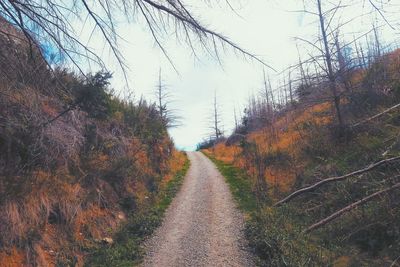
[274,156,400,206]
[352,103,400,128]
[389,255,400,267]
[304,182,400,233]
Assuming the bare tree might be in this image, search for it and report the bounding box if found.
[288,69,294,105]
[157,68,166,120]
[262,69,275,116]
[293,0,395,129]
[155,68,180,128]
[372,23,382,58]
[334,32,353,92]
[0,0,272,82]
[316,0,344,129]
[212,90,223,142]
[233,106,239,131]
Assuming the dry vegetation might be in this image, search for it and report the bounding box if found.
[202,47,400,266]
[0,19,187,266]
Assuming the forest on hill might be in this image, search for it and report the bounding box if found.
[199,12,400,267]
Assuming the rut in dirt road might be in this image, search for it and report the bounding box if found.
[142,151,254,267]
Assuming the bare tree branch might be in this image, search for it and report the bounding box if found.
[304,182,400,233]
[275,156,400,206]
[0,0,275,88]
[367,0,395,30]
[141,0,275,70]
[352,103,400,127]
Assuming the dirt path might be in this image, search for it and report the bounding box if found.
[142,151,254,267]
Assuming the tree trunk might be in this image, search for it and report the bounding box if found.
[317,0,344,129]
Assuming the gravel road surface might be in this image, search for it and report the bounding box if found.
[141,151,254,267]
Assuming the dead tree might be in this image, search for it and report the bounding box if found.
[297,0,391,128]
[275,156,400,206]
[283,78,289,106]
[316,0,344,129]
[266,73,276,111]
[210,90,223,144]
[0,0,272,82]
[155,68,180,128]
[233,106,239,131]
[288,69,294,105]
[304,182,400,233]
[297,44,310,89]
[359,42,368,68]
[373,23,382,59]
[156,68,167,121]
[334,32,353,92]
[353,38,363,68]
[261,69,276,126]
[263,69,271,113]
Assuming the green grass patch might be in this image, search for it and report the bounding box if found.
[202,152,328,266]
[85,156,190,267]
[204,154,257,214]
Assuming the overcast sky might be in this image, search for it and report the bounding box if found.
[82,0,399,150]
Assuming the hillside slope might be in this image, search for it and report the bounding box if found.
[204,49,400,266]
[0,18,185,266]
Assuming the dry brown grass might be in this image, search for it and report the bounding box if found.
[0,80,175,266]
[0,20,186,266]
[0,247,26,267]
[208,101,333,193]
[163,150,187,183]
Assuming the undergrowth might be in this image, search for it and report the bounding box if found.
[205,118,400,266]
[204,103,400,266]
[85,156,190,266]
[204,153,327,266]
[206,154,258,213]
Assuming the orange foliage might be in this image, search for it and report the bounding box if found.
[88,152,111,172]
[41,100,58,117]
[350,69,367,85]
[203,143,242,164]
[127,138,156,178]
[33,243,56,267]
[333,256,351,267]
[249,102,332,156]
[0,32,179,266]
[163,150,187,183]
[385,48,400,75]
[0,248,26,267]
[73,204,118,242]
[208,102,333,193]
[134,180,150,206]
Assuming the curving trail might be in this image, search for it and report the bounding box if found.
[142,151,254,267]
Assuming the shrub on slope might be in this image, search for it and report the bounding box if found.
[205,49,400,266]
[0,19,181,266]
